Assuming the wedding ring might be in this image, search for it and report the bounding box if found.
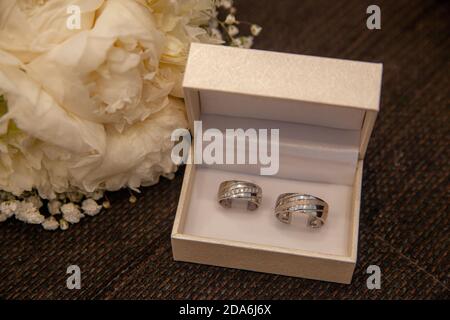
[275,193,328,228]
[218,180,262,211]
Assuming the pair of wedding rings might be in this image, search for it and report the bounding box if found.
[217,180,329,228]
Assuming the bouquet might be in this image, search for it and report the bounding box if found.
[0,0,261,230]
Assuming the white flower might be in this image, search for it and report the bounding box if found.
[225,14,236,25]
[42,217,59,231]
[218,0,233,9]
[228,25,239,37]
[0,199,19,221]
[59,218,69,230]
[250,24,262,36]
[47,199,62,215]
[61,203,84,224]
[234,36,254,49]
[25,195,43,209]
[15,201,45,224]
[129,195,137,204]
[102,200,111,209]
[81,199,102,216]
[0,0,218,199]
[0,200,18,218]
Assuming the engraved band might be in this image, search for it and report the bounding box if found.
[218,180,262,211]
[275,193,328,228]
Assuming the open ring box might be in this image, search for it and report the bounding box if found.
[171,43,383,284]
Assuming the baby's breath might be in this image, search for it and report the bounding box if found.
[0,189,113,230]
[207,0,262,48]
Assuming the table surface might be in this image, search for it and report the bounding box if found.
[0,0,448,299]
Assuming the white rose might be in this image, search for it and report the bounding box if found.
[0,0,216,198]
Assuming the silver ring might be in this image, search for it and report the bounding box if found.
[275,193,328,228]
[218,180,262,211]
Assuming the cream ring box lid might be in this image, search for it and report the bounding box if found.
[171,43,382,284]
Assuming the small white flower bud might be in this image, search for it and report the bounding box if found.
[235,36,254,49]
[61,203,84,224]
[225,14,236,25]
[220,0,233,9]
[250,24,262,36]
[48,199,62,215]
[228,25,239,36]
[82,199,102,216]
[0,200,19,218]
[129,195,137,204]
[59,218,69,230]
[42,217,59,231]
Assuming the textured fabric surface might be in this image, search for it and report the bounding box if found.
[0,0,448,299]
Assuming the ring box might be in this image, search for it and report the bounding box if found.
[171,43,382,284]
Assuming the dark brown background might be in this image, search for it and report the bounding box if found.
[0,0,448,299]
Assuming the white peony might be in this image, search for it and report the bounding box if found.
[0,0,218,199]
